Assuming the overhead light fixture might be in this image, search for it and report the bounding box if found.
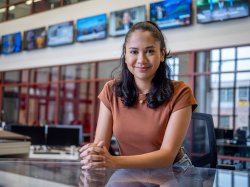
[25,0,32,5]
[34,0,42,2]
[0,8,6,13]
[9,5,15,11]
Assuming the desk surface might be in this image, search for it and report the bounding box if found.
[0,159,249,187]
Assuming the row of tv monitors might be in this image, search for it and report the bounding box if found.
[1,0,249,55]
[6,124,83,146]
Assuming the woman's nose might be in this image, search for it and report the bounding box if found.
[137,53,147,64]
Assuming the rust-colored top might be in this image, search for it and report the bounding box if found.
[98,80,197,156]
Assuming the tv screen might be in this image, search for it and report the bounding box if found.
[47,21,74,47]
[23,27,47,51]
[46,125,82,146]
[2,32,22,55]
[150,0,192,29]
[109,5,146,37]
[197,0,249,23]
[76,14,107,42]
[10,125,46,145]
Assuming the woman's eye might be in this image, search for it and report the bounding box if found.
[130,50,138,55]
[146,49,155,54]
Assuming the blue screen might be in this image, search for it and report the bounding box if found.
[77,14,107,42]
[150,0,192,29]
[2,32,22,55]
[47,21,74,47]
[197,0,249,23]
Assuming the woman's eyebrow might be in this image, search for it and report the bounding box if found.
[128,46,155,50]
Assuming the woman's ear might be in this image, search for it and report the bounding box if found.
[161,48,166,62]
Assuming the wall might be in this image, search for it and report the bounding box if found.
[0,0,250,71]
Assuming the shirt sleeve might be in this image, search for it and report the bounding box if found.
[98,80,113,111]
[171,82,198,113]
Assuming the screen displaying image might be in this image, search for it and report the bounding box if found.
[76,14,107,42]
[197,0,249,23]
[24,27,46,51]
[109,5,146,37]
[47,21,74,47]
[2,32,22,55]
[150,0,192,29]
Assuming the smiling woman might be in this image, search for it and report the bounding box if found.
[79,21,197,170]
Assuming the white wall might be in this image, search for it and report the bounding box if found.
[0,0,250,72]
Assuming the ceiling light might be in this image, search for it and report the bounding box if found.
[34,0,42,2]
[9,5,15,11]
[25,0,32,5]
[0,8,6,13]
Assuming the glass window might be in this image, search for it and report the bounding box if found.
[36,68,51,83]
[238,46,250,59]
[0,2,6,8]
[97,60,119,78]
[9,0,24,5]
[168,57,179,80]
[221,73,234,82]
[219,116,230,128]
[237,59,250,71]
[221,60,235,72]
[221,48,235,60]
[211,49,220,61]
[8,3,31,20]
[34,0,50,13]
[62,64,92,80]
[177,54,190,74]
[238,87,248,100]
[4,71,21,83]
[220,88,233,103]
[0,10,5,22]
[3,86,19,124]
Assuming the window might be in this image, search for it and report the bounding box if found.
[239,87,248,100]
[0,0,90,22]
[219,116,230,128]
[220,88,233,103]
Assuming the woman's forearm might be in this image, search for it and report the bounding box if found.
[112,149,176,169]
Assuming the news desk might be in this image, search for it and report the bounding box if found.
[0,159,249,187]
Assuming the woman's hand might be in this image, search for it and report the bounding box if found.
[79,140,118,169]
[79,141,105,169]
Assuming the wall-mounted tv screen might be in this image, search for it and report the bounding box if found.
[23,27,47,51]
[150,0,192,29]
[2,32,22,55]
[197,0,249,23]
[109,5,146,37]
[47,21,74,47]
[76,14,107,42]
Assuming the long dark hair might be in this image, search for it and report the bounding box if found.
[112,21,174,108]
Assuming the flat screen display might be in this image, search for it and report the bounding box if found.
[150,0,192,29]
[197,0,249,23]
[10,125,46,145]
[46,125,82,146]
[23,27,47,51]
[47,21,74,47]
[109,5,146,37]
[2,32,22,55]
[76,14,107,42]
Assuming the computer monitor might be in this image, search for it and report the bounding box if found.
[214,128,234,140]
[9,125,46,145]
[46,125,83,146]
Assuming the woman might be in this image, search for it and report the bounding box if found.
[79,21,197,169]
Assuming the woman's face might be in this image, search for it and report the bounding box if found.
[125,30,164,84]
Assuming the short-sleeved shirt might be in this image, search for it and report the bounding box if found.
[98,80,197,156]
